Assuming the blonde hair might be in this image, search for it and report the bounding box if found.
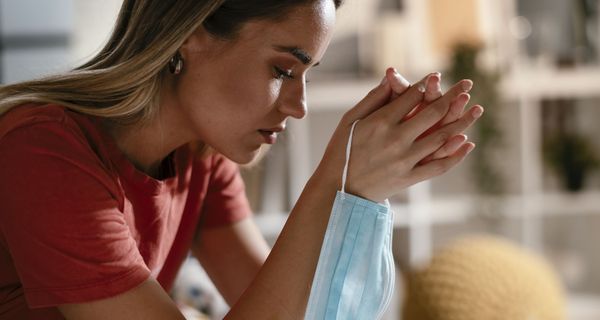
[0,0,345,122]
[0,0,345,127]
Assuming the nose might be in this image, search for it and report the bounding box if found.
[278,79,307,119]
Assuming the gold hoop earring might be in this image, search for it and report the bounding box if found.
[168,51,184,75]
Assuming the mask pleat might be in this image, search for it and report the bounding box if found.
[324,202,367,318]
[339,206,379,317]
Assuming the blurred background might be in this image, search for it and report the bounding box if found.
[2,0,599,319]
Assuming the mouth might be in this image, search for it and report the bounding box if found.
[258,130,277,144]
[257,125,285,145]
[260,125,285,133]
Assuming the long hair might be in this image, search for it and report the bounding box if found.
[0,0,343,124]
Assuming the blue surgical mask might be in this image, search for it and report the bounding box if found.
[305,120,395,320]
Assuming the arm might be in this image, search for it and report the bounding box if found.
[57,193,270,320]
[57,280,186,320]
[55,73,479,320]
[226,75,483,318]
[192,217,270,305]
[0,118,189,320]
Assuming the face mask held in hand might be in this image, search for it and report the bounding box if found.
[305,120,396,320]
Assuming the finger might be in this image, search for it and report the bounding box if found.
[403,103,425,120]
[438,93,470,127]
[420,134,467,164]
[408,105,483,162]
[378,73,436,121]
[423,72,442,103]
[386,68,411,100]
[344,76,393,122]
[409,142,475,184]
[415,92,471,140]
[401,73,442,121]
[398,79,473,141]
[389,71,438,101]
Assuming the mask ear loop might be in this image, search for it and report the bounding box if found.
[341,120,360,194]
[341,120,391,209]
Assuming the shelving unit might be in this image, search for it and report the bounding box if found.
[255,0,600,318]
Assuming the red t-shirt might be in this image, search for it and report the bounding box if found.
[0,104,251,319]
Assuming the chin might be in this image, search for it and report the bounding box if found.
[222,146,264,166]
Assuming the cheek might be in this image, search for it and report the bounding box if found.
[177,57,282,132]
[220,75,281,116]
[266,81,282,104]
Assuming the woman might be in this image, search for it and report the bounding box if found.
[0,0,482,319]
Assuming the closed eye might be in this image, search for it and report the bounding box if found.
[273,66,312,84]
[273,66,294,80]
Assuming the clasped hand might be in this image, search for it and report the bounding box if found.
[317,68,484,203]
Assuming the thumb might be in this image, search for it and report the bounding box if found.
[387,67,411,100]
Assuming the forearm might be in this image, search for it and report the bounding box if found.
[226,169,338,319]
[193,217,270,305]
[225,72,480,319]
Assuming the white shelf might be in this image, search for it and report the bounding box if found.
[501,66,600,99]
[393,190,600,226]
[309,78,381,111]
[254,191,600,238]
[309,66,600,114]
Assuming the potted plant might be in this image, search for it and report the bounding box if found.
[543,132,599,192]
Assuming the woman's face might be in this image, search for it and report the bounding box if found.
[171,0,336,164]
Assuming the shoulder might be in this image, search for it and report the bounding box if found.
[1,104,76,134]
[0,104,103,151]
[0,104,110,161]
[0,104,122,202]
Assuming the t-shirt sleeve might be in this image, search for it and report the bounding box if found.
[201,154,252,228]
[0,120,150,308]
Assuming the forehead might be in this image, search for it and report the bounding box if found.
[231,1,336,60]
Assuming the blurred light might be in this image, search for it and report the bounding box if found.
[509,16,533,40]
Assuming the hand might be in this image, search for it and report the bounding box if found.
[384,68,477,164]
[316,72,483,203]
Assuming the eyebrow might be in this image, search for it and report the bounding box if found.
[273,45,320,67]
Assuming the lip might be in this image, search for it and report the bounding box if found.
[257,124,285,144]
[259,125,285,133]
[258,130,278,144]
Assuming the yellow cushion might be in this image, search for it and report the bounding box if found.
[403,235,565,320]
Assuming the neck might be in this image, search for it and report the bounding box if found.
[103,121,169,178]
[102,105,194,178]
[102,74,198,178]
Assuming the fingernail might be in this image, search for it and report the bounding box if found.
[462,80,473,92]
[449,135,468,150]
[417,83,426,93]
[472,107,483,118]
[466,143,476,154]
[394,72,410,87]
[447,138,464,152]
[429,73,440,83]
[426,76,439,94]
